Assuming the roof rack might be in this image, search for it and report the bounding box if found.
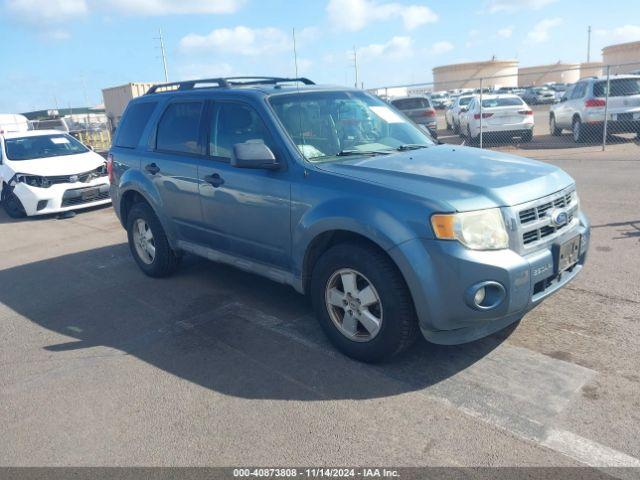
[146,77,315,94]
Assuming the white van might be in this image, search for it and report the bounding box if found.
[0,114,30,134]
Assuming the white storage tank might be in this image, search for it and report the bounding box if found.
[518,63,581,87]
[602,41,640,74]
[433,59,519,91]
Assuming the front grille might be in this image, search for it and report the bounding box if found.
[45,165,107,185]
[61,191,110,207]
[519,190,574,225]
[516,188,577,248]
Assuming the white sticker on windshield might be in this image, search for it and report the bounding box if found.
[370,106,404,124]
[50,137,70,144]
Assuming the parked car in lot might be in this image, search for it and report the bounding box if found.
[445,95,474,133]
[549,75,640,142]
[0,130,110,217]
[546,83,569,102]
[521,87,556,105]
[459,94,534,143]
[390,96,438,138]
[109,76,589,362]
[429,91,451,109]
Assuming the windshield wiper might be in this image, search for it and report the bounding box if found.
[335,150,391,157]
[393,144,430,151]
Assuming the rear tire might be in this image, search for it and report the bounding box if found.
[467,126,479,146]
[572,117,586,143]
[2,189,26,219]
[549,115,562,136]
[126,202,180,278]
[310,243,418,363]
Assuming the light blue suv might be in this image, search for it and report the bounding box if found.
[108,77,590,362]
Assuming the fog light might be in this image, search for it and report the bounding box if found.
[465,281,506,311]
[474,287,486,306]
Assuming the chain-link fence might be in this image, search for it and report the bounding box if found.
[73,129,112,153]
[370,61,640,153]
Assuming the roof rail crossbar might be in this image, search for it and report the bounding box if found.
[145,76,314,94]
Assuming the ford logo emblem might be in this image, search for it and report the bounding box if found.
[550,209,568,227]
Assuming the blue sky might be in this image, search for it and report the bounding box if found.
[0,0,638,112]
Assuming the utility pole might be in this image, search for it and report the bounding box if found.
[157,28,169,82]
[352,46,359,89]
[587,25,592,63]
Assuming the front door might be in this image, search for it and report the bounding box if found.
[197,101,291,270]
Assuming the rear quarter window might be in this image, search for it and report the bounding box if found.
[593,78,640,97]
[392,98,430,109]
[114,101,158,149]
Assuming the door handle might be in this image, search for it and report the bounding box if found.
[204,173,225,187]
[145,163,160,175]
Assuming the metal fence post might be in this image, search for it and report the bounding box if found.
[602,65,611,151]
[479,77,484,148]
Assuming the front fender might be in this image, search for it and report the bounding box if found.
[292,196,418,284]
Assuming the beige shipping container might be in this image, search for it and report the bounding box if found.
[102,82,157,129]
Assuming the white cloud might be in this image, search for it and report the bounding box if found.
[429,41,454,55]
[486,0,557,13]
[595,25,640,44]
[497,26,513,38]
[179,26,291,56]
[327,0,437,31]
[98,0,244,15]
[5,0,88,24]
[527,17,562,43]
[357,36,414,61]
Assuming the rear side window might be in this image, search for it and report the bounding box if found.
[114,102,157,149]
[593,78,640,97]
[156,101,204,155]
[392,98,430,109]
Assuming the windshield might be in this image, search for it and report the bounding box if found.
[459,96,473,106]
[482,97,524,108]
[269,90,435,162]
[594,78,640,97]
[4,134,89,161]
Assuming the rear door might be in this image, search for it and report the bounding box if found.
[196,100,291,269]
[145,98,208,242]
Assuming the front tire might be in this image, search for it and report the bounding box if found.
[311,243,418,363]
[2,189,26,219]
[126,202,180,277]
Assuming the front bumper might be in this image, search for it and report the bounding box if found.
[389,211,590,345]
[12,178,111,216]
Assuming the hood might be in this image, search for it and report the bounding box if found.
[7,151,105,177]
[314,145,574,211]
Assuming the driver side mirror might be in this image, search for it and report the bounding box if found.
[560,96,568,103]
[232,142,280,170]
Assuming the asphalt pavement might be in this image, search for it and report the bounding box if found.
[1,144,639,471]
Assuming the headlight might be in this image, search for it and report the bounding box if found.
[15,174,50,188]
[431,208,509,250]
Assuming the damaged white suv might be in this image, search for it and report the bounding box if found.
[0,130,110,218]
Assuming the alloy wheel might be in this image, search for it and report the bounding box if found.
[133,218,156,264]
[325,268,383,342]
